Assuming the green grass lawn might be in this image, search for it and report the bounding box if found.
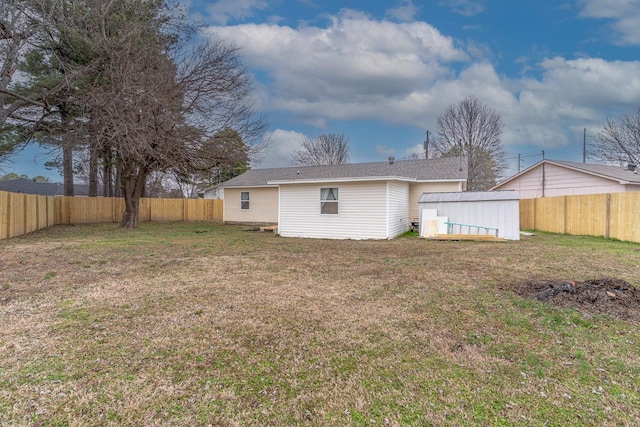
[0,222,639,426]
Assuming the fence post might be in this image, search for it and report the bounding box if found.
[605,193,611,239]
[1,191,9,239]
[532,197,536,231]
[563,196,568,235]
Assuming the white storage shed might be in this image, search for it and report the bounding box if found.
[418,191,520,240]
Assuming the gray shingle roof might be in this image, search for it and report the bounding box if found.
[0,178,104,196]
[549,160,640,184]
[218,157,468,188]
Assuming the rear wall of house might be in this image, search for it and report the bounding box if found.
[224,187,278,224]
[498,164,631,198]
[408,181,463,220]
[387,181,410,238]
[279,181,390,239]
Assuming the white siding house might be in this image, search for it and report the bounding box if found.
[408,181,465,220]
[278,181,393,239]
[387,180,410,239]
[493,160,640,198]
[223,187,279,224]
[212,157,468,239]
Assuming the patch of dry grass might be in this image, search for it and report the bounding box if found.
[1,223,639,426]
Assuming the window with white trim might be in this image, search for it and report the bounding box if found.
[240,191,250,210]
[320,187,338,215]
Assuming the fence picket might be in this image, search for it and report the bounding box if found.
[519,192,640,243]
[0,191,223,240]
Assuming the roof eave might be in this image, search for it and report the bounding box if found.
[268,176,421,185]
[222,184,279,189]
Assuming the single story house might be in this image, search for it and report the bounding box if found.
[0,178,104,196]
[492,159,640,198]
[208,157,468,240]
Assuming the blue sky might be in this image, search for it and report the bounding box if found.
[5,0,640,181]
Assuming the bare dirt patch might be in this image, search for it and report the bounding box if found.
[511,278,640,323]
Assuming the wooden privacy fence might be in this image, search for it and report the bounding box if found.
[520,192,640,243]
[1,190,223,240]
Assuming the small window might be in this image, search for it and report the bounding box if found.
[320,187,338,215]
[240,191,250,210]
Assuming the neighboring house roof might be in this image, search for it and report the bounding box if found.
[216,157,468,188]
[493,159,640,189]
[0,178,104,196]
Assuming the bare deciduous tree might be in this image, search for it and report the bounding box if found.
[433,96,506,191]
[79,1,264,228]
[590,107,640,166]
[3,0,265,220]
[292,133,350,166]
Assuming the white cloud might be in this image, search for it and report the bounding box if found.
[579,0,640,44]
[206,12,640,154]
[438,0,485,17]
[206,12,468,126]
[256,129,307,168]
[496,56,640,149]
[385,0,420,22]
[375,145,396,157]
[206,0,268,25]
[406,143,427,158]
[536,57,640,108]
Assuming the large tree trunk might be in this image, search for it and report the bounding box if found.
[120,165,148,229]
[60,105,74,196]
[101,150,111,198]
[114,165,122,197]
[102,146,114,197]
[88,139,99,197]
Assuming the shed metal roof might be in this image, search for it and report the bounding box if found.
[419,190,519,203]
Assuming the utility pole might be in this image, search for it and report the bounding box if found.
[541,150,545,197]
[517,154,521,173]
[424,130,430,159]
[583,128,586,163]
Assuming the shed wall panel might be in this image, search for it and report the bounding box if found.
[419,197,520,240]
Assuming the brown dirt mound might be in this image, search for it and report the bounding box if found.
[511,278,640,323]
